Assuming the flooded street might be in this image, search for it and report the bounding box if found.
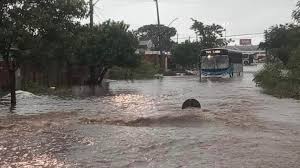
[1,65,300,168]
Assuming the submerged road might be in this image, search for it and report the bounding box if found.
[1,65,300,167]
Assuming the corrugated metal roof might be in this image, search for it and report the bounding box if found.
[139,40,154,49]
[139,40,151,46]
[226,45,261,52]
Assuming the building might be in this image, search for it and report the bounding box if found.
[138,40,155,52]
[226,45,267,63]
[136,40,170,71]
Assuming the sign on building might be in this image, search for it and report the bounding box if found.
[240,39,252,46]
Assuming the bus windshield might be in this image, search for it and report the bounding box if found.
[201,55,230,69]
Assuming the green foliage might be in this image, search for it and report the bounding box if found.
[22,81,74,96]
[254,63,284,89]
[254,1,300,99]
[108,62,159,80]
[259,24,300,64]
[255,32,300,99]
[171,19,231,70]
[23,81,49,94]
[79,20,140,68]
[254,64,300,99]
[0,0,87,59]
[172,41,201,69]
[287,46,300,78]
[293,1,300,22]
[191,19,229,48]
[136,24,177,51]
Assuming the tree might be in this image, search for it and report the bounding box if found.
[191,19,228,48]
[172,41,201,69]
[136,24,177,51]
[254,1,300,99]
[172,19,230,69]
[259,24,300,65]
[79,20,140,84]
[293,1,300,23]
[287,46,300,76]
[0,0,87,106]
[23,22,86,86]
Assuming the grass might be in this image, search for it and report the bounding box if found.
[108,62,160,80]
[254,63,300,99]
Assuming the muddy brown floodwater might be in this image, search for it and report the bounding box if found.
[1,65,300,168]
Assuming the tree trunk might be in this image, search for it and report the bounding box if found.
[9,66,16,106]
[4,55,16,106]
[66,63,72,87]
[98,67,108,84]
[88,65,97,85]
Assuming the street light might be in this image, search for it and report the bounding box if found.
[167,18,179,27]
[223,22,231,46]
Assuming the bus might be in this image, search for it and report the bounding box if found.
[242,53,255,65]
[200,48,243,78]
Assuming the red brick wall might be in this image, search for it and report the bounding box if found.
[143,54,168,66]
[144,54,160,65]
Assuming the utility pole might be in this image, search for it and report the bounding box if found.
[225,28,227,46]
[89,0,94,28]
[88,0,101,85]
[153,0,164,72]
[154,0,161,31]
[89,0,101,28]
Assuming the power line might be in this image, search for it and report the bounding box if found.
[93,0,101,6]
[226,33,264,37]
[172,32,264,41]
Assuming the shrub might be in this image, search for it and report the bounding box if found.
[108,62,160,80]
[254,63,300,99]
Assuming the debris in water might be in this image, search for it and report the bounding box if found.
[0,124,15,130]
[2,90,38,99]
[182,99,201,109]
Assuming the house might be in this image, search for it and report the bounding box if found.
[136,40,171,71]
[226,45,267,63]
[138,40,155,51]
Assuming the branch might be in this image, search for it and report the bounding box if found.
[93,0,101,6]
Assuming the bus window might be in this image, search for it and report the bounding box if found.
[202,56,215,69]
[216,55,229,69]
[202,55,229,69]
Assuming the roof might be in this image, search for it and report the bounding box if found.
[201,48,242,53]
[226,45,261,52]
[138,40,154,49]
[139,40,151,46]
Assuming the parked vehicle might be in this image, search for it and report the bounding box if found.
[242,53,255,65]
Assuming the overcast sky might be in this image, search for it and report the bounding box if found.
[92,0,298,45]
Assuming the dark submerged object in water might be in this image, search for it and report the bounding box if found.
[182,99,201,109]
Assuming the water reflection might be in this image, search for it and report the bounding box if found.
[1,65,300,167]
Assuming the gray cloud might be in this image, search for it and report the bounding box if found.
[94,0,298,44]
